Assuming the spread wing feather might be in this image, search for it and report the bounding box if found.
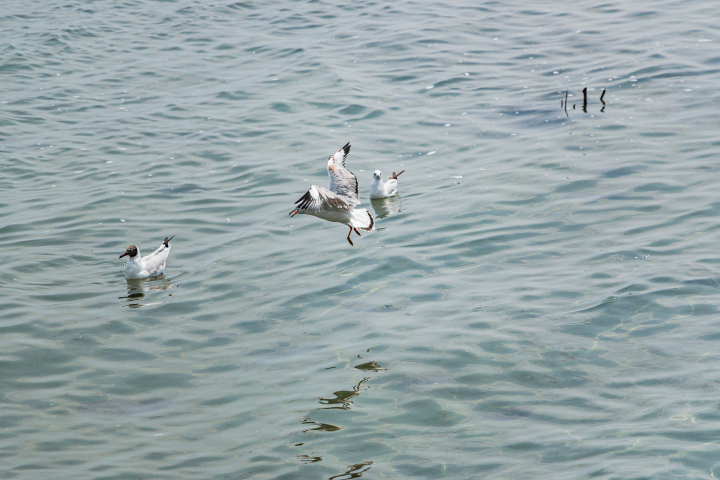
[294,185,351,213]
[327,142,359,206]
[330,142,351,166]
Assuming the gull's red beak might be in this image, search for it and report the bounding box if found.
[119,252,128,258]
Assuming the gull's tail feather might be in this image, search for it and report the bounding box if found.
[350,209,374,231]
[390,170,405,180]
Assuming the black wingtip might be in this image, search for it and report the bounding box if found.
[164,235,175,246]
[295,190,311,206]
[342,142,351,157]
[390,170,405,180]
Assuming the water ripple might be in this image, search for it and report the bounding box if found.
[3,0,720,477]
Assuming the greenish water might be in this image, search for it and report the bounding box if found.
[3,1,720,478]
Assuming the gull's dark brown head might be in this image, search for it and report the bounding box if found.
[119,245,138,259]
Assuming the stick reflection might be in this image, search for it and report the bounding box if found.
[319,377,370,410]
[300,420,342,433]
[329,461,373,480]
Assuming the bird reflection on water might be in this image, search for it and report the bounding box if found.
[370,195,402,220]
[119,276,173,308]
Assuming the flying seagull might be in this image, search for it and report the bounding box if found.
[290,143,374,246]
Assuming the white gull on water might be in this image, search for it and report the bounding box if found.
[290,143,374,246]
[119,235,174,279]
[369,169,405,199]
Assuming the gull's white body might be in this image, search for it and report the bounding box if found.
[123,240,172,280]
[369,170,404,199]
[291,143,374,245]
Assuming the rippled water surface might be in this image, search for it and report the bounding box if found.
[3,0,720,478]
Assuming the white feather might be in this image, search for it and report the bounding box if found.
[291,143,374,245]
[370,170,403,199]
[123,239,173,280]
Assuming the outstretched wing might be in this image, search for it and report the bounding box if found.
[330,142,351,167]
[294,185,352,213]
[327,142,359,205]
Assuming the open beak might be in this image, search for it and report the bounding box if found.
[119,252,128,258]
